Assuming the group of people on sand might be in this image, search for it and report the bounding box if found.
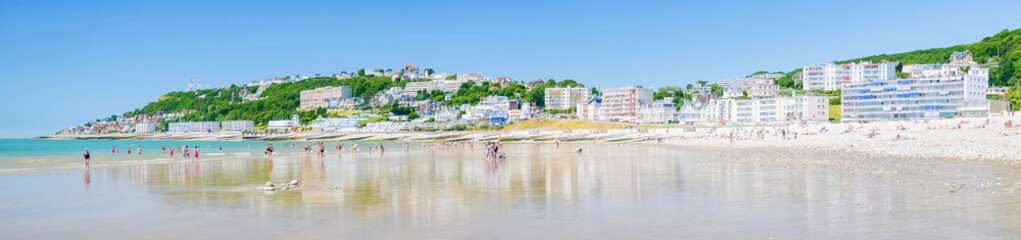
[110,145,142,155]
[485,141,504,159]
[264,142,390,159]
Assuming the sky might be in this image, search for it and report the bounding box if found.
[2,0,1021,138]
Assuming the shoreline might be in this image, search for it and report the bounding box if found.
[39,115,1021,163]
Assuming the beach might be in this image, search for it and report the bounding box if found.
[1,141,1019,239]
[45,115,1021,162]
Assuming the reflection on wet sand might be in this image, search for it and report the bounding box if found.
[11,143,1021,238]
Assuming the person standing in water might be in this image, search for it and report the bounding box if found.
[137,146,142,156]
[194,146,199,158]
[83,148,91,168]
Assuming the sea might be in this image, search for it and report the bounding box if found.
[0,139,1018,238]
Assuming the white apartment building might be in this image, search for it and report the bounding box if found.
[841,68,990,122]
[268,115,301,130]
[803,62,895,91]
[725,95,829,124]
[134,123,157,133]
[299,86,353,110]
[402,80,465,95]
[637,99,678,124]
[678,94,829,125]
[221,120,254,132]
[716,73,784,89]
[902,51,981,78]
[745,80,780,98]
[544,87,590,110]
[168,121,220,133]
[601,86,654,122]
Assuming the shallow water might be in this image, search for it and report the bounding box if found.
[1,141,1019,239]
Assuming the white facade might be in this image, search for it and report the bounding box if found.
[168,121,220,133]
[544,87,590,110]
[601,86,654,122]
[803,62,896,91]
[637,100,677,124]
[268,115,301,129]
[577,98,603,121]
[135,123,156,133]
[402,80,465,95]
[841,68,990,122]
[221,120,254,132]
[678,95,829,125]
[299,86,353,110]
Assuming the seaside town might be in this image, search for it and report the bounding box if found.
[10,2,1021,239]
[58,51,1015,136]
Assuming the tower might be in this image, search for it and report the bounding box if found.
[189,78,194,91]
[197,78,202,90]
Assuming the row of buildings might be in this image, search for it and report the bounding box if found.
[827,51,1009,122]
[167,120,255,133]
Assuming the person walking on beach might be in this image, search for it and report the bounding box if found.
[781,128,787,140]
[83,148,91,168]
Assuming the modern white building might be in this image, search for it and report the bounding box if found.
[841,68,990,122]
[220,120,254,132]
[544,87,590,111]
[678,94,829,125]
[268,115,301,130]
[299,86,353,110]
[716,73,784,89]
[134,123,157,133]
[803,61,896,91]
[168,121,220,133]
[402,80,465,95]
[601,86,654,122]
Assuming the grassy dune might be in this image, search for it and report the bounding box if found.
[501,119,667,131]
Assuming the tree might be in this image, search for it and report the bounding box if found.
[424,68,435,75]
[696,80,708,85]
[357,69,366,76]
[591,87,600,96]
[710,85,724,97]
[446,74,457,80]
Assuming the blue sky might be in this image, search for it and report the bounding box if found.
[2,0,1020,138]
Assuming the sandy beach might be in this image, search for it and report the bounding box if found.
[47,115,1021,162]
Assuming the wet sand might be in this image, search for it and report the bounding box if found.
[1,143,1019,239]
